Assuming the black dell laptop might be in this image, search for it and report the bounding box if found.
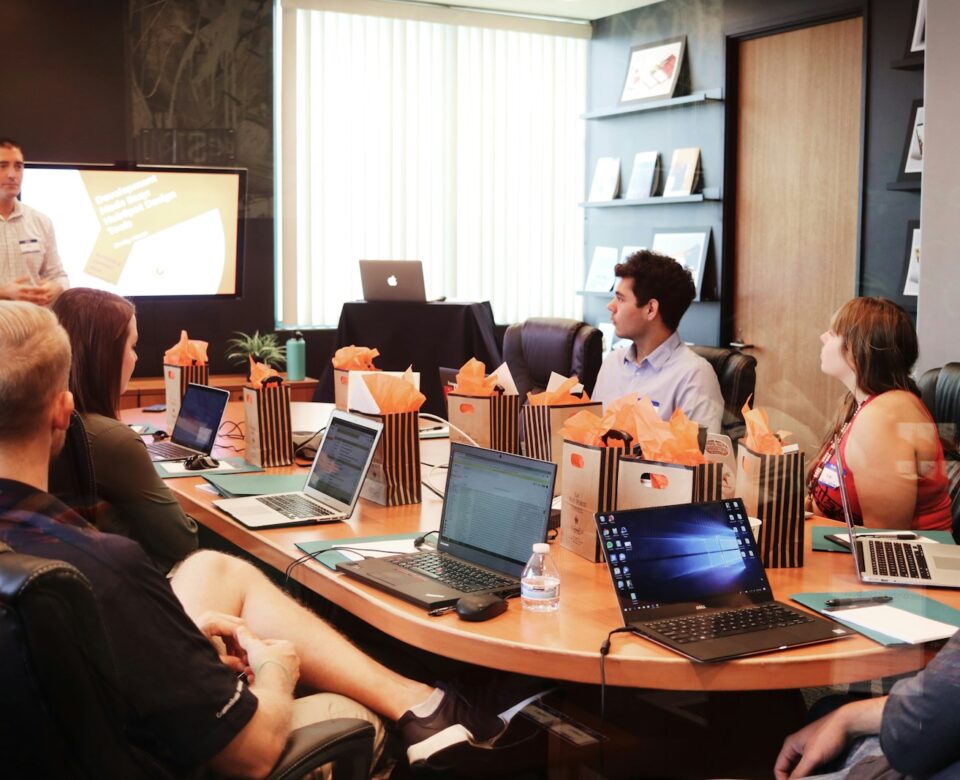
[337,443,556,609]
[596,500,851,662]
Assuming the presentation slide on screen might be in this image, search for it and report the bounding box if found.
[21,169,240,297]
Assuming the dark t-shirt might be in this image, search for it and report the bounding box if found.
[0,479,257,772]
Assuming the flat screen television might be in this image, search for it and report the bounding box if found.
[21,163,246,299]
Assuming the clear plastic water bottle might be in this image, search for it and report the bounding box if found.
[520,542,560,612]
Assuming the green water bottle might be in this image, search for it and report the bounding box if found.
[286,331,306,381]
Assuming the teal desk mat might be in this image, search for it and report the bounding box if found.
[792,588,960,646]
[295,534,421,570]
[202,473,305,498]
[130,423,163,435]
[154,456,263,479]
[812,525,955,553]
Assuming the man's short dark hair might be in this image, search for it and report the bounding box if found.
[614,250,696,332]
[0,138,23,154]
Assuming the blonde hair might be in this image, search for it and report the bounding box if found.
[0,302,71,442]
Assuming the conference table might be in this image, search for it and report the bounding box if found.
[126,404,952,693]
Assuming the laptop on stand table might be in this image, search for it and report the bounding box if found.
[337,443,557,609]
[214,411,383,529]
[146,383,230,462]
[596,500,851,663]
[359,260,427,302]
[835,438,960,587]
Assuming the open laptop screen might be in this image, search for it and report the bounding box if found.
[438,444,556,577]
[306,414,380,505]
[170,384,228,451]
[597,500,774,618]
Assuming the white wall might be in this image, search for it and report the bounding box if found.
[916,0,960,373]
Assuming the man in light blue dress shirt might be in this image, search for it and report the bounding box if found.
[591,250,724,433]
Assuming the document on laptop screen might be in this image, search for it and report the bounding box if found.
[441,450,554,567]
[306,419,379,504]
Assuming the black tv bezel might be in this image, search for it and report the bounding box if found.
[22,162,247,302]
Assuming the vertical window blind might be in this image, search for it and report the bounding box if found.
[276,4,587,328]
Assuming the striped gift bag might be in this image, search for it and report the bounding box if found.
[560,439,622,562]
[242,380,294,467]
[359,411,422,506]
[616,458,723,510]
[523,402,602,494]
[447,393,520,454]
[163,363,209,434]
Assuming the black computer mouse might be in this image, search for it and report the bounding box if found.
[455,593,508,622]
[184,454,220,471]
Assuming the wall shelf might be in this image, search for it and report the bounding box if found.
[582,88,723,120]
[891,53,924,70]
[886,180,921,191]
[580,188,721,208]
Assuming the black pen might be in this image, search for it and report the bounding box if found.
[824,595,893,609]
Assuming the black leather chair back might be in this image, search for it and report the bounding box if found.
[0,543,167,779]
[48,410,99,525]
[919,363,960,542]
[688,345,757,443]
[503,318,603,401]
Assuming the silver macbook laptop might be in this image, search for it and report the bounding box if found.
[359,260,427,302]
[214,411,383,529]
[836,437,960,587]
[146,383,230,462]
[597,500,850,663]
[337,443,557,609]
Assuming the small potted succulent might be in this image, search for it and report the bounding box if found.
[225,331,286,378]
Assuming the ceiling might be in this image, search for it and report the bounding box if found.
[410,0,664,22]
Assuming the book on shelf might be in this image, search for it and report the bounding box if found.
[662,147,701,197]
[588,157,621,202]
[624,151,661,199]
[584,246,620,292]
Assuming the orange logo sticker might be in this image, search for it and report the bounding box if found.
[570,453,584,469]
[458,403,475,415]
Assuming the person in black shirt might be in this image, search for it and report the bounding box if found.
[0,301,515,777]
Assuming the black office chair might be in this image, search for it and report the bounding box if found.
[48,410,99,525]
[0,542,375,779]
[502,318,603,401]
[688,345,757,445]
[919,363,960,542]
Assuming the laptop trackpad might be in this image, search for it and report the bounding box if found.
[932,554,960,571]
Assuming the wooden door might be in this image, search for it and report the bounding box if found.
[734,17,862,456]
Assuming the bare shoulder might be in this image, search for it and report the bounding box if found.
[858,390,929,424]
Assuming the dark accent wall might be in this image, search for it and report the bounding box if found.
[588,0,922,345]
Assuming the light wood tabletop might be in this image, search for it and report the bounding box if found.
[125,404,953,692]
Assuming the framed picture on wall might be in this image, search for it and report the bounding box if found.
[619,36,687,104]
[910,0,926,53]
[650,227,710,300]
[902,220,921,298]
[898,99,924,182]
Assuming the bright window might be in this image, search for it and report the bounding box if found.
[275,2,588,327]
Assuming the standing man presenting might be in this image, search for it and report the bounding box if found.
[0,138,68,305]
[592,250,724,433]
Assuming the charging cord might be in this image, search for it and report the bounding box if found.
[419,412,480,448]
[599,626,643,719]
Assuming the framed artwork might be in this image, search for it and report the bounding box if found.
[902,220,921,298]
[911,0,926,53]
[898,99,924,182]
[619,36,687,104]
[650,227,711,300]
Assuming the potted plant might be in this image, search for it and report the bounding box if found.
[225,331,287,377]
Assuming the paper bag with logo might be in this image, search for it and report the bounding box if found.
[350,371,424,506]
[162,330,209,432]
[446,359,520,454]
[331,346,380,410]
[734,400,805,568]
[558,411,631,562]
[523,373,601,494]
[615,400,722,509]
[243,361,294,468]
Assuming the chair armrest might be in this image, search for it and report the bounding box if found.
[267,718,374,780]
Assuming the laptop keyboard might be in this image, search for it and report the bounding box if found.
[869,540,932,580]
[256,494,335,520]
[147,441,199,459]
[645,603,815,645]
[395,552,515,593]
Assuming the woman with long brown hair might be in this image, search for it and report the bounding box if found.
[807,296,951,531]
[52,287,198,571]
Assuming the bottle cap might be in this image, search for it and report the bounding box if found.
[533,542,550,554]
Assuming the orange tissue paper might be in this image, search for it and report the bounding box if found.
[332,346,381,371]
[248,356,282,387]
[453,358,500,397]
[163,330,208,366]
[741,396,791,455]
[362,369,426,413]
[527,375,593,406]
